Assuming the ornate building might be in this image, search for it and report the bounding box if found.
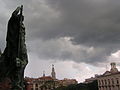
[32,76,59,90]
[59,78,78,86]
[25,65,78,90]
[84,74,99,84]
[97,62,120,90]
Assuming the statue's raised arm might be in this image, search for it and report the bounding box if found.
[12,6,21,16]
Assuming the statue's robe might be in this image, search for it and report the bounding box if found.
[0,12,20,80]
[0,7,28,90]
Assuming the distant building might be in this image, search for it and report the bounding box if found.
[97,62,120,90]
[25,65,78,90]
[32,76,59,90]
[59,78,78,86]
[84,73,100,84]
[84,75,98,84]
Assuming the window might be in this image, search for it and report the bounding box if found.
[116,78,119,84]
[99,80,101,85]
[108,79,110,84]
[35,84,38,87]
[112,79,114,84]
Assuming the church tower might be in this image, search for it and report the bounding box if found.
[51,64,56,79]
[43,71,45,77]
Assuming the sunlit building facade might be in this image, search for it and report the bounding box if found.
[25,65,78,90]
[97,62,120,90]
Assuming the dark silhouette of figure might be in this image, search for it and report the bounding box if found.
[0,6,28,90]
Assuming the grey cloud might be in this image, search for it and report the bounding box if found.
[0,0,120,65]
[23,0,120,46]
[2,0,120,44]
[27,38,111,64]
[45,0,120,45]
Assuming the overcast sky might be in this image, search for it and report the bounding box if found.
[1,0,120,82]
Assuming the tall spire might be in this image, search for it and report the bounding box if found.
[51,64,56,79]
[43,71,45,77]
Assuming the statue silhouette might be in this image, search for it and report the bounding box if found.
[0,5,28,90]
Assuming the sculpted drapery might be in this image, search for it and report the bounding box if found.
[0,6,28,90]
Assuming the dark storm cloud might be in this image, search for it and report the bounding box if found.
[26,0,120,64]
[21,0,120,46]
[1,0,120,64]
[45,0,120,45]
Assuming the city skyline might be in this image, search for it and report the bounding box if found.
[0,0,120,82]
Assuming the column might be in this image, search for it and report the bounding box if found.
[33,84,35,90]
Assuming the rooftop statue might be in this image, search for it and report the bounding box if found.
[0,5,28,90]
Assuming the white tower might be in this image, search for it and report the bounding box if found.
[51,64,56,79]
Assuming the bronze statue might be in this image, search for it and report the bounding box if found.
[0,5,28,90]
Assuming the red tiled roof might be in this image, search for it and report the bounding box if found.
[38,76,54,80]
[24,77,37,84]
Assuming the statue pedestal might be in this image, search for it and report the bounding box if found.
[0,78,11,90]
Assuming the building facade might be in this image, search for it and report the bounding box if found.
[97,62,120,90]
[59,78,78,86]
[25,65,78,90]
[84,75,98,84]
[32,76,59,90]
